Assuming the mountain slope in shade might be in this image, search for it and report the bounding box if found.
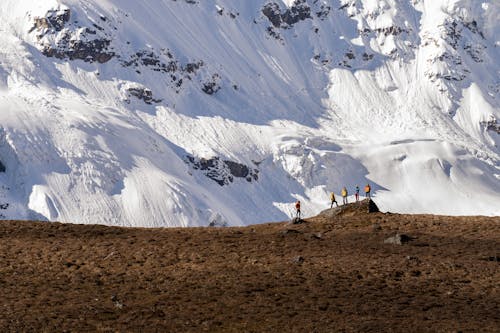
[0,0,498,226]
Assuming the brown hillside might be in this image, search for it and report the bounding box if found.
[1,200,499,332]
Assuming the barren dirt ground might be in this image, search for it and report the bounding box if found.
[0,200,499,332]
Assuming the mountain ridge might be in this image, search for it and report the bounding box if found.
[0,0,498,226]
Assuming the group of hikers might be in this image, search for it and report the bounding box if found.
[329,184,371,208]
[294,184,371,219]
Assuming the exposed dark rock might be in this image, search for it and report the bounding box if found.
[30,9,70,33]
[262,0,311,29]
[345,52,355,60]
[368,200,379,213]
[384,233,414,245]
[441,19,462,50]
[0,161,5,173]
[126,87,162,105]
[315,5,331,20]
[202,74,221,95]
[0,203,9,210]
[47,9,71,31]
[375,25,408,36]
[362,53,374,61]
[185,156,259,186]
[463,19,485,39]
[32,9,115,64]
[184,61,203,74]
[464,43,485,63]
[121,48,204,90]
[480,117,500,134]
[262,3,282,28]
[224,161,249,178]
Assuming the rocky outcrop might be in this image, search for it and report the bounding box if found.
[262,0,311,29]
[121,49,203,76]
[185,156,259,186]
[480,117,500,134]
[31,8,115,64]
[424,15,487,87]
[319,199,380,218]
[42,38,115,64]
[384,233,414,245]
[125,87,162,105]
[201,74,221,95]
[29,8,70,32]
[29,7,212,94]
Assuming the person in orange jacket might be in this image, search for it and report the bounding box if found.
[364,183,371,198]
[295,200,301,219]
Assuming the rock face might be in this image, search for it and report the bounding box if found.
[121,49,205,91]
[185,156,259,186]
[201,74,221,95]
[29,6,210,94]
[480,117,500,134]
[31,8,115,63]
[126,87,162,105]
[319,199,380,218]
[262,0,311,29]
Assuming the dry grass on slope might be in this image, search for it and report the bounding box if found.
[0,200,499,332]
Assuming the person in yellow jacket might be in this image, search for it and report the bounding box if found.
[364,183,371,198]
[330,192,338,208]
[341,186,348,205]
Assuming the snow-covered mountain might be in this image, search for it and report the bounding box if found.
[0,0,498,226]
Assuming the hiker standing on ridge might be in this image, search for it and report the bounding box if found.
[341,187,348,205]
[355,185,360,202]
[364,183,371,199]
[295,200,301,219]
[330,192,338,208]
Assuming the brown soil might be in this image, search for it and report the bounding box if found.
[1,200,499,332]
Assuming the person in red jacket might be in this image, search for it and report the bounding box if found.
[295,200,301,219]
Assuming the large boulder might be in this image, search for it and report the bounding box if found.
[319,199,379,218]
[384,233,414,245]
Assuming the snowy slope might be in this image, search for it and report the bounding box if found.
[0,0,498,226]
